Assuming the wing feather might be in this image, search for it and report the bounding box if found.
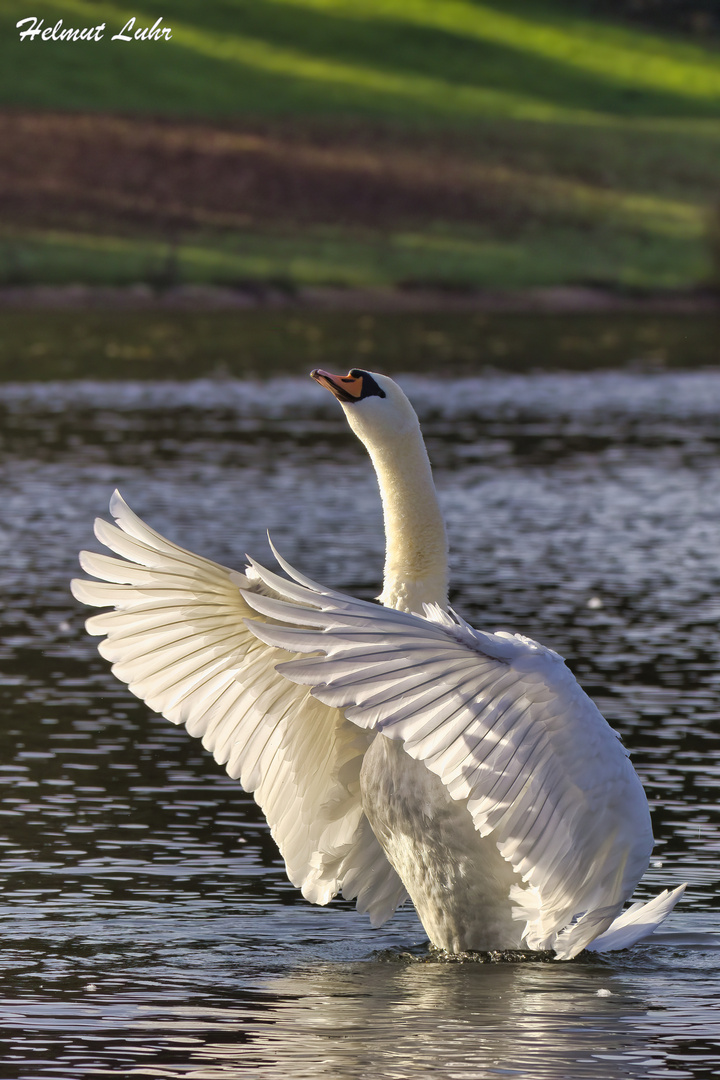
[241,559,655,958]
[71,492,407,925]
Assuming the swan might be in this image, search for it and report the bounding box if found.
[71,368,684,959]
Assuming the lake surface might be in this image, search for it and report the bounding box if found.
[1,369,720,1078]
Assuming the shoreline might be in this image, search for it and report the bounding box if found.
[0,284,718,314]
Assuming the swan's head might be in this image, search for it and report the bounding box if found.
[311,368,419,448]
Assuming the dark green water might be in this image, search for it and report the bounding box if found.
[0,308,717,381]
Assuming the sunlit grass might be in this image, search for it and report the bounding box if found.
[0,0,631,125]
[262,0,720,102]
[0,216,707,290]
[3,0,719,124]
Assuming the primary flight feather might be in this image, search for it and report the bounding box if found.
[71,368,684,958]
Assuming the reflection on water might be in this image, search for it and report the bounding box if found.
[3,927,720,1078]
[1,370,720,1077]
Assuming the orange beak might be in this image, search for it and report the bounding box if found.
[311,368,364,403]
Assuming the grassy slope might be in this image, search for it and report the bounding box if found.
[1,0,719,290]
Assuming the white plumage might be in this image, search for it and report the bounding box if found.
[71,368,684,958]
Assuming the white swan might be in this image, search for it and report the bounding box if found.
[71,368,684,958]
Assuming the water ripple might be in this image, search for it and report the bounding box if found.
[1,370,720,1076]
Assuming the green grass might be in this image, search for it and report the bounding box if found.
[0,215,709,291]
[1,0,719,291]
[3,0,719,121]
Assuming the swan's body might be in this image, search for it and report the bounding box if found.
[361,739,522,952]
[72,368,684,958]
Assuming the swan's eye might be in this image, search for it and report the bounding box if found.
[357,373,386,400]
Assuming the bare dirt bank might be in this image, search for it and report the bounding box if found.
[0,283,717,313]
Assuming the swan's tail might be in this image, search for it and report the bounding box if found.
[587,883,687,953]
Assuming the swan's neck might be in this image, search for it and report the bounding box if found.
[364,425,448,613]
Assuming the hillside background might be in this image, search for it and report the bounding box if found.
[1,0,719,293]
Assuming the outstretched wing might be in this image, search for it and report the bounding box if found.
[71,491,407,926]
[242,554,655,959]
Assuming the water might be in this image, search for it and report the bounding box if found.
[2,369,720,1078]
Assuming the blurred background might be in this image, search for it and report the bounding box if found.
[0,0,718,379]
